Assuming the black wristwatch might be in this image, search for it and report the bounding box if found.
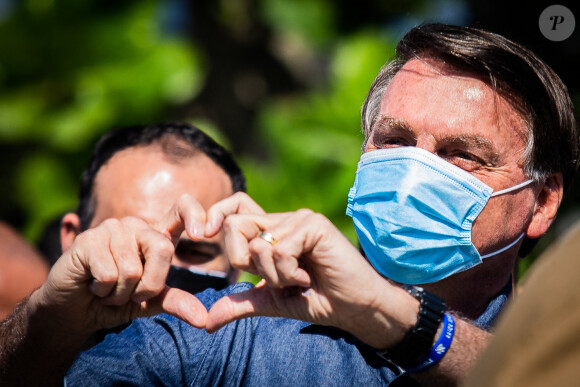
[378,285,446,367]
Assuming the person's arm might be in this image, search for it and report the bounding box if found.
[0,293,94,386]
[204,208,492,386]
[0,197,211,386]
[411,317,491,387]
[0,192,265,386]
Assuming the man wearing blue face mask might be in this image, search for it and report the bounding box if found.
[348,148,535,285]
[1,24,577,386]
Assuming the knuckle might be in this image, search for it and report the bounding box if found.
[295,208,315,218]
[310,211,329,225]
[147,238,174,260]
[121,263,143,281]
[122,216,146,228]
[158,238,175,256]
[231,254,252,270]
[75,229,94,244]
[271,245,288,259]
[98,268,118,285]
[101,217,122,230]
[248,237,266,253]
[222,215,238,233]
[232,191,249,201]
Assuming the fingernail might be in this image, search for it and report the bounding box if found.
[205,217,221,234]
[190,222,204,239]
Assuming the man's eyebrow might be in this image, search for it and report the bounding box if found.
[372,116,419,144]
[175,239,222,255]
[442,135,500,162]
[443,135,495,150]
[374,116,414,133]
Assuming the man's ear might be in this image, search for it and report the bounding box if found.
[526,173,564,239]
[60,213,82,252]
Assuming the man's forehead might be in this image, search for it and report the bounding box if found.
[381,59,524,123]
[90,145,232,225]
[95,145,228,186]
[387,58,492,96]
[370,57,529,161]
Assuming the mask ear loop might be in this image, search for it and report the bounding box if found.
[481,179,534,259]
[480,233,526,259]
[490,179,535,197]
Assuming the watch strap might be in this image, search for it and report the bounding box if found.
[378,285,446,367]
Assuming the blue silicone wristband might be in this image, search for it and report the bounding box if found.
[404,313,455,374]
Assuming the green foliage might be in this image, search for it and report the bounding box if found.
[0,0,397,248]
[1,0,576,287]
[242,31,395,242]
[260,0,336,47]
[15,153,78,241]
[0,0,204,239]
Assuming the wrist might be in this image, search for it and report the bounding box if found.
[403,313,455,373]
[377,285,447,369]
[344,280,420,349]
[28,285,93,341]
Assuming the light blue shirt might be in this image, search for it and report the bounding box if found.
[65,281,510,386]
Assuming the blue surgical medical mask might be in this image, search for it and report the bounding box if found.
[346,147,533,285]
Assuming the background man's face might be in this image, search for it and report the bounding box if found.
[89,145,235,278]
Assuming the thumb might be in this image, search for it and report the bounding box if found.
[206,280,276,333]
[145,287,208,328]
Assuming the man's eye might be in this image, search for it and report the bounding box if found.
[453,155,487,172]
[373,137,408,148]
[385,138,405,145]
[456,151,478,161]
[439,149,487,171]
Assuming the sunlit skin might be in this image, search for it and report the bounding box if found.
[62,145,236,280]
[365,58,561,316]
[0,223,48,320]
[1,58,566,387]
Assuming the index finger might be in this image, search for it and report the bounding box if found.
[220,212,290,273]
[143,287,208,328]
[154,194,207,244]
[132,228,175,303]
[205,192,265,237]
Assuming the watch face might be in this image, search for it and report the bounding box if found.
[166,266,229,295]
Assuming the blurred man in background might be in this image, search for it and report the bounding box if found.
[59,122,249,293]
[0,222,48,320]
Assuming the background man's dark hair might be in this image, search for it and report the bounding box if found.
[77,122,246,230]
[361,23,579,256]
